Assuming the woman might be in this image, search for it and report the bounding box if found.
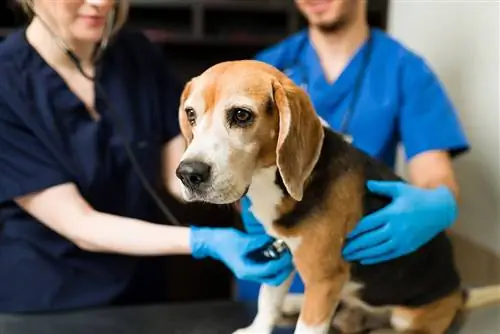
[0,0,293,313]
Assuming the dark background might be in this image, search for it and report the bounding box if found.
[0,0,389,303]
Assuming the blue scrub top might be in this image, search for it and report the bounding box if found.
[0,28,182,312]
[236,28,470,300]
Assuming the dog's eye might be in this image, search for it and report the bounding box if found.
[230,108,254,127]
[185,107,196,126]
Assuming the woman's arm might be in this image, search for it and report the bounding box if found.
[162,134,186,201]
[14,181,295,286]
[15,182,191,256]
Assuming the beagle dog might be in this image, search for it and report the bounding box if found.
[175,60,500,334]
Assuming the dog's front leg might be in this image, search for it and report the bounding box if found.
[233,271,296,334]
[294,273,348,334]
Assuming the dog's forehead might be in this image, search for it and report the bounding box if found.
[186,62,274,113]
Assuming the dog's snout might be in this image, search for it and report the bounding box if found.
[176,160,212,189]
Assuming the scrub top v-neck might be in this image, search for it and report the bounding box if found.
[0,28,182,313]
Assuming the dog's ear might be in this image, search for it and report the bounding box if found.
[272,78,324,201]
[178,79,194,144]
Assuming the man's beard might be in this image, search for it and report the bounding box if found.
[315,15,351,34]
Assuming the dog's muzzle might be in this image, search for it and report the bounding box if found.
[176,160,212,190]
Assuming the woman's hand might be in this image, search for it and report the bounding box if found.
[190,227,294,286]
[342,180,458,265]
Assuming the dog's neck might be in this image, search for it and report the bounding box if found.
[246,166,284,235]
[246,128,350,235]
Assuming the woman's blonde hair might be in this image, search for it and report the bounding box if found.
[18,0,130,38]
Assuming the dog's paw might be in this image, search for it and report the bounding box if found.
[232,325,272,334]
[332,303,390,334]
[275,313,299,328]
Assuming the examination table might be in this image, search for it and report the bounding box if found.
[0,300,497,334]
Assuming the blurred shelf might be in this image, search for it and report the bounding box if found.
[141,29,283,47]
[129,0,292,12]
[124,0,299,47]
[0,27,282,48]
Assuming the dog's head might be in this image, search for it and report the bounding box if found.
[175,60,324,204]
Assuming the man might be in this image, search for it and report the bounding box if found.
[237,0,469,299]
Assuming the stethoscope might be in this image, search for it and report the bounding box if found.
[282,30,374,143]
[30,5,183,226]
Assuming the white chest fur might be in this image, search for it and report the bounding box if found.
[246,166,302,252]
[246,167,283,232]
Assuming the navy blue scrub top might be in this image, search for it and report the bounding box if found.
[236,28,471,300]
[0,28,182,313]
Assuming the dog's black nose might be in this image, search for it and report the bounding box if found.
[176,160,211,188]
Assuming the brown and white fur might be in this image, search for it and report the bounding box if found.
[175,60,500,334]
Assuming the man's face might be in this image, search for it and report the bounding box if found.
[295,0,361,32]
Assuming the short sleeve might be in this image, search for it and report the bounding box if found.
[0,98,71,204]
[399,55,470,161]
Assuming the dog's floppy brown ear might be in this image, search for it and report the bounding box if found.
[178,80,194,144]
[272,78,324,201]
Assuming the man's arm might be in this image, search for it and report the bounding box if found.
[397,53,468,206]
[398,54,470,174]
[342,53,469,264]
[343,151,462,263]
[407,150,460,201]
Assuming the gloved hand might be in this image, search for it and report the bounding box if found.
[240,196,266,235]
[342,180,457,265]
[190,226,294,286]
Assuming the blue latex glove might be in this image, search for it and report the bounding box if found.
[240,196,266,235]
[343,180,457,265]
[190,226,294,286]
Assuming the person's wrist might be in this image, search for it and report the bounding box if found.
[434,185,458,228]
[189,226,215,260]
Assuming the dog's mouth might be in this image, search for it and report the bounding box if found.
[182,183,250,205]
[240,185,250,199]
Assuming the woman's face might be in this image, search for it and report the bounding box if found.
[33,0,115,44]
